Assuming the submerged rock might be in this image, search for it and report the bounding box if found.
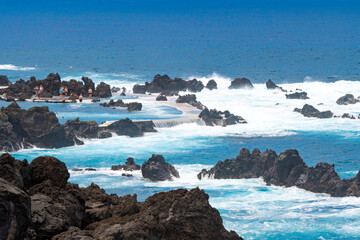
[198,148,360,197]
[141,154,180,181]
[286,91,309,99]
[111,157,140,171]
[336,94,359,105]
[228,78,254,89]
[294,104,333,118]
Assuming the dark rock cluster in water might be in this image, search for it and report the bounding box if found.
[141,154,180,181]
[132,74,205,94]
[100,99,142,111]
[176,94,205,110]
[0,73,112,100]
[336,94,359,105]
[228,78,254,89]
[0,75,11,86]
[198,148,360,197]
[294,104,333,118]
[286,91,309,99]
[266,79,286,92]
[0,153,242,240]
[205,79,217,90]
[155,94,167,101]
[199,108,247,126]
[0,102,156,152]
[111,157,141,171]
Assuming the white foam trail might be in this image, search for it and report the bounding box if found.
[0,64,36,71]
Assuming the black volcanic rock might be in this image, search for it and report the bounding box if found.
[105,118,156,137]
[0,153,242,240]
[111,157,140,171]
[286,91,309,99]
[93,82,111,98]
[156,94,167,101]
[294,104,333,119]
[198,148,360,197]
[186,79,204,92]
[266,79,286,92]
[229,78,254,89]
[127,102,142,111]
[133,84,147,94]
[0,75,11,86]
[176,94,205,110]
[336,94,359,105]
[199,108,247,126]
[206,79,217,90]
[141,154,180,181]
[100,99,142,111]
[64,118,99,139]
[82,77,95,93]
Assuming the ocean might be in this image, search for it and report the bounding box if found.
[1,0,360,239]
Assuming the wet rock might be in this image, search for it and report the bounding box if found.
[97,131,112,139]
[133,84,147,94]
[111,157,140,171]
[266,79,286,92]
[82,77,95,94]
[0,75,11,86]
[141,154,180,181]
[198,148,360,197]
[111,87,120,92]
[122,173,133,177]
[0,153,29,190]
[100,99,142,111]
[85,168,96,171]
[93,82,111,98]
[64,118,99,139]
[127,102,142,111]
[294,104,333,118]
[206,79,217,90]
[156,95,167,101]
[71,168,83,171]
[199,108,247,126]
[286,91,309,99]
[341,113,356,119]
[186,79,204,92]
[105,118,156,137]
[336,94,359,105]
[0,178,31,240]
[228,78,254,89]
[176,94,205,110]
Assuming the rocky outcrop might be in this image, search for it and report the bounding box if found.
[105,118,156,137]
[199,108,247,126]
[0,153,242,240]
[100,99,142,111]
[0,75,11,86]
[266,79,286,92]
[336,94,359,105]
[111,157,141,171]
[141,154,180,181]
[93,82,112,98]
[206,79,217,90]
[156,95,167,101]
[132,74,205,94]
[198,148,360,197]
[228,78,254,89]
[176,94,205,110]
[294,104,333,119]
[286,91,309,99]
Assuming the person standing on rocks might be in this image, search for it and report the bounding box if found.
[88,88,93,99]
[34,85,39,96]
[39,85,44,94]
[64,86,68,96]
[59,87,64,100]
[79,93,83,102]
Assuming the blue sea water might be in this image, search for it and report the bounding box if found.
[2,0,360,239]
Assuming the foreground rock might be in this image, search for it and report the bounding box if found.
[100,99,142,111]
[0,73,112,100]
[228,78,254,89]
[0,103,155,152]
[0,153,242,240]
[141,154,180,181]
[111,157,140,171]
[176,94,205,110]
[0,75,11,86]
[199,108,247,126]
[294,104,333,119]
[336,94,359,105]
[286,91,309,99]
[198,148,360,197]
[132,74,205,94]
[266,79,286,92]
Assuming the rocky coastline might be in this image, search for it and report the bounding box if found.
[0,153,242,240]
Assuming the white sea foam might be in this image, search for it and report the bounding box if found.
[0,64,36,71]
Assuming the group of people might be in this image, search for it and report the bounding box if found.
[59,86,93,102]
[34,85,44,98]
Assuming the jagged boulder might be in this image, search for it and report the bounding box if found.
[336,94,359,105]
[127,102,142,112]
[176,94,205,110]
[111,157,141,171]
[229,78,254,89]
[206,79,217,90]
[286,91,309,99]
[0,75,11,86]
[294,104,333,119]
[93,82,111,98]
[199,108,247,126]
[133,84,147,94]
[141,154,180,181]
[186,79,204,92]
[64,118,99,139]
[156,95,167,101]
[266,79,286,92]
[81,77,95,93]
[105,118,156,137]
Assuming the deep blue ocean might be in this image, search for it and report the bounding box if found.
[1,1,360,239]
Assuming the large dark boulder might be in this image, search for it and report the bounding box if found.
[286,91,309,99]
[156,95,167,101]
[336,94,359,105]
[133,84,147,94]
[30,156,70,188]
[186,79,204,92]
[81,77,95,93]
[266,79,286,92]
[198,148,360,197]
[93,82,111,98]
[0,153,30,190]
[64,118,99,139]
[229,78,254,89]
[111,157,141,171]
[105,118,155,137]
[127,102,142,112]
[0,178,31,240]
[0,75,11,86]
[176,94,205,110]
[199,108,247,126]
[141,154,180,181]
[206,79,217,90]
[294,104,333,119]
